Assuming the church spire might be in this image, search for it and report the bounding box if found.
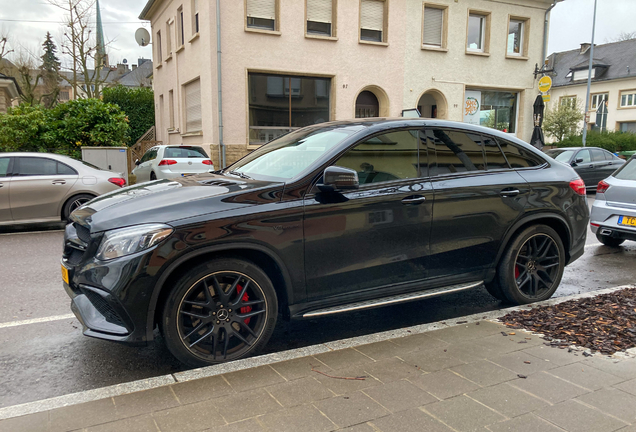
[95,0,108,68]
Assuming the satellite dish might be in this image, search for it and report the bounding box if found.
[135,28,151,47]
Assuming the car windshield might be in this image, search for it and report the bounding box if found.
[614,158,636,181]
[227,127,358,180]
[164,146,208,158]
[545,149,575,163]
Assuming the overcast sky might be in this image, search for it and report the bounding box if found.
[0,0,634,70]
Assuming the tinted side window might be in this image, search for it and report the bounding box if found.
[57,162,77,175]
[336,130,419,184]
[591,149,606,162]
[141,148,157,163]
[0,158,9,177]
[482,135,510,170]
[428,129,485,175]
[498,139,543,168]
[18,158,57,176]
[576,149,591,164]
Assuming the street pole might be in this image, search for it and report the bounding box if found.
[582,0,597,147]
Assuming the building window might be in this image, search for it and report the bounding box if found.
[168,90,175,130]
[467,12,490,53]
[573,69,596,81]
[560,96,577,108]
[156,31,162,62]
[507,17,528,57]
[246,0,277,31]
[165,20,172,57]
[177,6,185,47]
[306,0,334,37]
[619,122,636,132]
[360,0,386,43]
[184,79,202,133]
[355,91,379,118]
[192,0,199,34]
[464,89,517,133]
[159,94,164,131]
[422,5,446,49]
[620,90,636,108]
[248,72,331,145]
[590,93,608,110]
[58,91,70,101]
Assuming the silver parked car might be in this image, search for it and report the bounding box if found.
[132,145,214,182]
[0,153,126,225]
[590,155,636,246]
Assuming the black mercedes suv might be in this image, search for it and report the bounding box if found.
[62,119,589,367]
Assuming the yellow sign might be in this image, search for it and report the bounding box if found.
[542,94,551,102]
[538,76,552,93]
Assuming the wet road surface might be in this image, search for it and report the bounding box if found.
[1,197,635,408]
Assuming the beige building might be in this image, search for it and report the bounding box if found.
[547,39,636,134]
[140,0,555,167]
[0,73,20,113]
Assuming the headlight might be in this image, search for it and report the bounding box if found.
[96,224,174,261]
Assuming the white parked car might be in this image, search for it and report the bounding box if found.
[132,145,214,182]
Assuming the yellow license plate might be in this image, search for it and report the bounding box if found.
[61,265,69,284]
[618,216,636,227]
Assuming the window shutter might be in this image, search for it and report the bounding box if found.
[247,0,276,20]
[307,0,332,24]
[360,0,384,31]
[185,79,202,132]
[423,7,443,46]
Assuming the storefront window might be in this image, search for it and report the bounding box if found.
[464,90,517,134]
[248,73,331,145]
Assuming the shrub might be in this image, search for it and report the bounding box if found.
[555,130,636,153]
[102,85,155,145]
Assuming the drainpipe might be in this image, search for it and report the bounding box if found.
[216,0,226,168]
[542,0,563,63]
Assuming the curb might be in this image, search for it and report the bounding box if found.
[0,283,633,421]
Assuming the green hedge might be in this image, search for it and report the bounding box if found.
[102,85,154,145]
[555,131,636,152]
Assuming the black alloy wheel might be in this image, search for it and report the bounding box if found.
[63,194,94,221]
[162,259,277,367]
[492,225,565,305]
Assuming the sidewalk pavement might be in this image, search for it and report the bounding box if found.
[2,319,636,432]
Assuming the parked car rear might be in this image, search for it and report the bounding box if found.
[132,145,214,182]
[544,147,625,191]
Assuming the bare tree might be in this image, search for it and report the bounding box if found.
[605,31,636,43]
[12,47,43,105]
[0,31,15,74]
[47,0,110,99]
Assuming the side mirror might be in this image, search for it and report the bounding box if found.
[575,158,584,164]
[317,166,359,192]
[135,159,140,166]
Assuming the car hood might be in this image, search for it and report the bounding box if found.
[71,173,284,232]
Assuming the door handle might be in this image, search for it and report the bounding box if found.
[589,164,594,168]
[52,180,66,185]
[401,196,426,205]
[500,188,520,197]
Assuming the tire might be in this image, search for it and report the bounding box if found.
[161,259,278,368]
[596,232,625,247]
[491,225,565,305]
[62,193,95,221]
[150,171,157,180]
[483,281,509,302]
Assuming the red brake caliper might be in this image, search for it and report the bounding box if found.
[514,265,520,279]
[236,285,252,324]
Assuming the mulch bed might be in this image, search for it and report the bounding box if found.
[500,288,636,355]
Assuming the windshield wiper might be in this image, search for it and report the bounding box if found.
[227,170,252,180]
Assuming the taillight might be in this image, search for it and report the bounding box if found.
[158,159,177,166]
[202,160,213,165]
[597,180,610,194]
[569,178,586,196]
[108,177,126,188]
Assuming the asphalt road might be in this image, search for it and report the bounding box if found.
[1,196,635,408]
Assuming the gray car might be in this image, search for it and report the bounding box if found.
[0,153,126,225]
[544,147,625,191]
[590,155,636,246]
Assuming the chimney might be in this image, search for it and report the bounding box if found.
[116,63,129,75]
[580,43,590,54]
[132,64,137,70]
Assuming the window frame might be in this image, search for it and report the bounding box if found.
[165,19,173,60]
[168,90,175,131]
[176,6,185,48]
[156,30,163,64]
[14,157,78,177]
[590,92,609,110]
[619,89,636,109]
[505,15,529,59]
[245,0,281,35]
[183,78,203,134]
[359,0,389,46]
[425,127,488,178]
[305,0,337,40]
[497,137,547,170]
[191,0,200,38]
[421,3,448,51]
[466,10,491,55]
[559,95,577,108]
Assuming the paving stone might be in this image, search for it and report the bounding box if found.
[222,365,286,392]
[354,340,402,361]
[314,391,390,429]
[582,357,636,381]
[576,388,636,423]
[112,386,179,419]
[0,412,49,432]
[269,356,331,381]
[259,403,336,432]
[314,348,374,370]
[613,378,636,397]
[312,365,382,395]
[409,370,479,400]
[153,400,225,432]
[204,418,265,432]
[536,399,628,432]
[441,341,498,364]
[363,379,437,413]
[265,376,334,408]
[467,383,548,418]
[487,413,566,432]
[49,397,118,432]
[547,362,624,391]
[399,349,466,373]
[425,321,505,343]
[450,360,518,387]
[521,345,584,366]
[391,332,450,352]
[423,395,506,431]
[370,408,454,432]
[210,388,281,423]
[171,376,234,405]
[476,332,545,354]
[85,415,158,432]
[509,371,590,404]
[362,357,423,383]
[489,351,557,375]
